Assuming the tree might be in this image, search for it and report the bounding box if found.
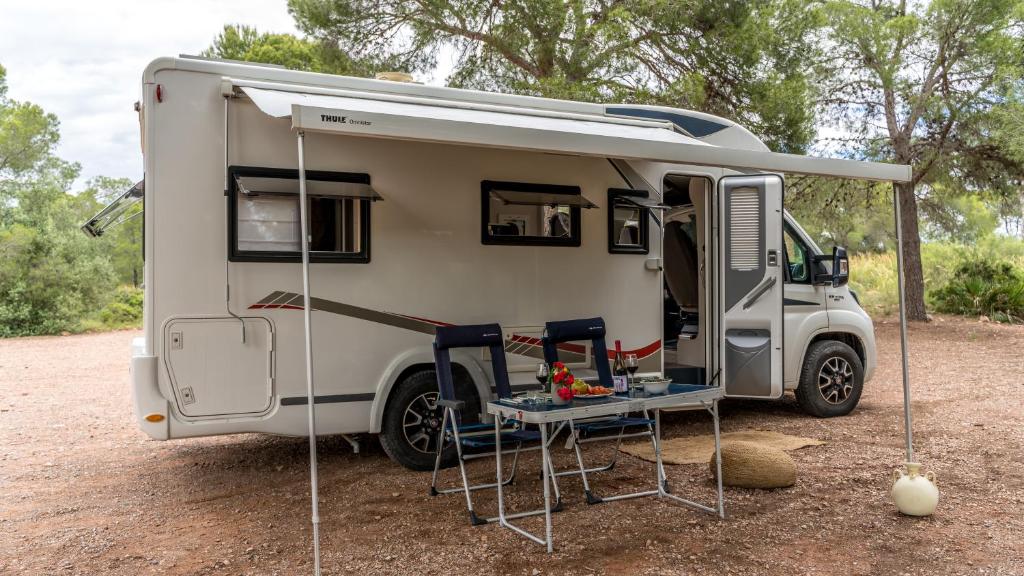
[74,176,143,287]
[286,0,823,152]
[787,176,896,251]
[819,0,1024,320]
[0,64,117,336]
[203,24,408,77]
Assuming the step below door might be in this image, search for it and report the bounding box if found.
[163,317,274,417]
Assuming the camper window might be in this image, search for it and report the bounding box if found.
[481,180,587,247]
[229,167,371,263]
[607,189,649,254]
[783,225,811,283]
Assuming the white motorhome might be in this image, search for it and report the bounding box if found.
[89,57,905,470]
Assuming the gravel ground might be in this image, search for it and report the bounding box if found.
[1,317,1022,575]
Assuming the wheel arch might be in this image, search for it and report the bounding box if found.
[369,346,491,433]
[805,331,866,368]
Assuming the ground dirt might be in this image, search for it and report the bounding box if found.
[1,317,1022,575]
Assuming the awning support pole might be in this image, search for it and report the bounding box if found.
[892,187,914,463]
[297,130,322,576]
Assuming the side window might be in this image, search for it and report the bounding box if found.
[783,225,810,283]
[481,180,595,247]
[229,167,376,263]
[607,189,649,254]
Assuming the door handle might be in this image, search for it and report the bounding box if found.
[742,276,777,310]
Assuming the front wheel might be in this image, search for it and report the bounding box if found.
[795,340,864,418]
[378,369,480,471]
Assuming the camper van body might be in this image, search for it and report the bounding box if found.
[126,57,878,469]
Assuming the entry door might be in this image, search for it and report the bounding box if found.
[718,175,783,398]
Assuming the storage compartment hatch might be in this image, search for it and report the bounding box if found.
[164,317,274,417]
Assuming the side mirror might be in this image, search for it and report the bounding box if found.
[813,246,850,287]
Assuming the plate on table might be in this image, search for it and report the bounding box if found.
[575,388,615,399]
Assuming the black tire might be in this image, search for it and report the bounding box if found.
[795,340,864,418]
[378,369,480,471]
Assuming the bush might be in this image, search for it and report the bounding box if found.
[0,223,117,337]
[97,285,143,328]
[848,239,1024,318]
[931,261,1024,322]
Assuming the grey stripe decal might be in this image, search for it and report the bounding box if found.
[266,291,440,334]
[784,298,820,307]
[256,291,284,305]
[256,292,589,361]
[281,393,375,406]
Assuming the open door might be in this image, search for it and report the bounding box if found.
[717,175,783,398]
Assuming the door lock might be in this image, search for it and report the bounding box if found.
[767,249,778,267]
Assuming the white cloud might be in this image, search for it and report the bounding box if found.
[0,0,300,187]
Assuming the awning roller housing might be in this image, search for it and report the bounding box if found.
[236,84,911,183]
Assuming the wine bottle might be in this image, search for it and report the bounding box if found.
[612,340,626,392]
[613,340,626,376]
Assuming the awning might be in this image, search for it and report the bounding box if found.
[491,189,598,209]
[237,85,911,183]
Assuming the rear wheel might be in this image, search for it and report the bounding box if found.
[795,340,864,418]
[379,369,480,471]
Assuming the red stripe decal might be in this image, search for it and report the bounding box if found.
[605,340,662,360]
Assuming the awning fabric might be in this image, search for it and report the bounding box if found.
[239,85,911,183]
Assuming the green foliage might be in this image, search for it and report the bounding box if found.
[202,24,401,77]
[97,285,143,328]
[931,261,1024,322]
[285,0,822,152]
[848,238,1024,319]
[0,62,122,337]
[76,176,143,287]
[0,219,116,337]
[787,177,896,251]
[818,0,1024,318]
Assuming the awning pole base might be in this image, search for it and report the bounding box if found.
[891,461,939,517]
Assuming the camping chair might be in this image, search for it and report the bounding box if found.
[542,317,663,504]
[429,323,562,525]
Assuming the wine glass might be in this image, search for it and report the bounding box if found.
[534,363,550,401]
[625,354,639,389]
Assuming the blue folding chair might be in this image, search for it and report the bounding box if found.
[542,317,663,504]
[430,323,562,525]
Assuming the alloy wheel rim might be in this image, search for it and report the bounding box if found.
[817,356,854,405]
[403,391,442,454]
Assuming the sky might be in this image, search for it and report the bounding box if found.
[0,1,299,187]
[1,1,837,192]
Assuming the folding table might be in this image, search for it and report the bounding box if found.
[487,383,726,552]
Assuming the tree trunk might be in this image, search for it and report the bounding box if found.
[894,182,928,321]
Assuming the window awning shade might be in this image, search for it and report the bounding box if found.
[614,195,671,211]
[81,180,144,237]
[491,189,598,209]
[235,175,381,201]
[236,84,911,183]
